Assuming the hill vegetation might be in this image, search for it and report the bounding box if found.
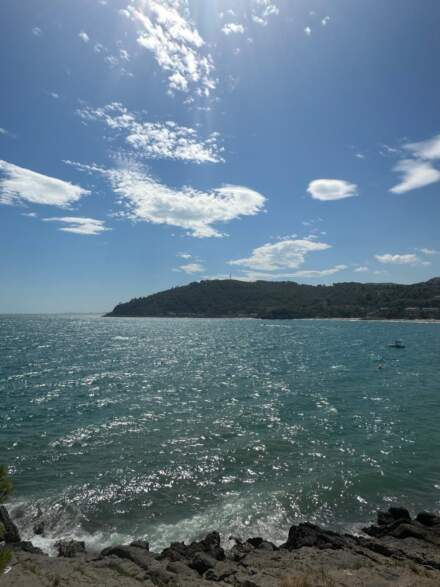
[106,278,440,320]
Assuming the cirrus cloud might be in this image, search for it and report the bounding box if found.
[390,133,440,194]
[307,179,358,201]
[43,216,109,235]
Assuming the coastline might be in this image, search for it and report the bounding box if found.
[2,505,440,586]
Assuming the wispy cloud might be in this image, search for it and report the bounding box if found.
[229,238,331,272]
[78,31,90,43]
[404,134,440,160]
[78,103,223,163]
[354,266,369,273]
[177,252,192,259]
[222,23,245,35]
[390,159,440,194]
[304,27,312,36]
[390,133,440,193]
[43,217,109,235]
[0,160,89,207]
[375,253,429,266]
[307,179,358,201]
[419,248,440,256]
[67,161,265,238]
[321,16,331,26]
[32,27,42,37]
[127,1,215,96]
[251,0,279,26]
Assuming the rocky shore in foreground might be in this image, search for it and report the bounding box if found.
[2,506,440,586]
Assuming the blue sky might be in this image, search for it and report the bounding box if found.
[1,0,440,312]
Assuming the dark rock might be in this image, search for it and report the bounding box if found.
[55,539,86,558]
[281,523,347,551]
[246,537,277,551]
[159,531,225,563]
[130,539,149,550]
[189,552,216,574]
[0,506,20,543]
[377,511,394,526]
[388,507,411,522]
[100,545,157,571]
[33,521,45,536]
[416,511,440,527]
[12,541,43,554]
[389,522,440,545]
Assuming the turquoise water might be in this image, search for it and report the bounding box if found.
[1,315,440,553]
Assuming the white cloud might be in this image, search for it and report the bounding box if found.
[390,133,440,193]
[67,162,265,238]
[355,153,365,159]
[229,238,331,271]
[78,31,90,43]
[321,16,330,26]
[404,134,440,160]
[307,179,358,201]
[179,262,204,274]
[251,0,279,26]
[354,266,369,273]
[390,159,440,194]
[127,1,216,96]
[222,23,245,35]
[22,212,38,218]
[177,252,192,259]
[0,160,89,207]
[43,217,109,235]
[78,103,223,164]
[419,248,440,256]
[375,253,429,266]
[0,127,9,136]
[32,27,42,37]
[304,26,312,36]
[50,92,60,100]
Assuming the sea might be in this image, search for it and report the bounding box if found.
[1,314,440,555]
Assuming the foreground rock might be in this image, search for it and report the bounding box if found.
[2,506,440,585]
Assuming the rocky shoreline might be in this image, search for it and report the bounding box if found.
[2,505,440,586]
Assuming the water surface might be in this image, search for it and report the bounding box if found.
[1,315,440,552]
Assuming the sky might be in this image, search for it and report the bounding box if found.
[1,0,440,313]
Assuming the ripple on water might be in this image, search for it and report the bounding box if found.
[1,315,440,553]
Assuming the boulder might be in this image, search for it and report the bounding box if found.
[388,507,411,522]
[130,540,150,550]
[282,523,348,550]
[159,531,225,563]
[246,537,277,551]
[189,552,216,574]
[416,512,440,527]
[55,539,86,558]
[0,506,20,543]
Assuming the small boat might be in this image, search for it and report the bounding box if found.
[388,339,405,349]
